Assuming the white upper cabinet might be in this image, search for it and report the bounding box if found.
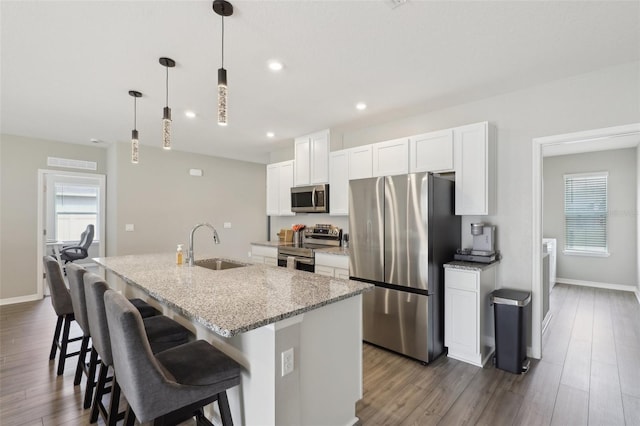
[409,129,454,173]
[454,122,495,216]
[372,138,409,177]
[266,160,295,216]
[329,149,349,216]
[294,129,330,186]
[348,145,373,180]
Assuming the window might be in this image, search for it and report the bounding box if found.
[563,172,608,256]
[54,183,99,241]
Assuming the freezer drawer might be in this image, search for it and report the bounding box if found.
[363,286,431,363]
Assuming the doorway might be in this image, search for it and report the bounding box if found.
[531,123,640,359]
[36,169,106,298]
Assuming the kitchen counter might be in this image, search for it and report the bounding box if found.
[93,253,369,426]
[444,260,499,271]
[93,253,368,337]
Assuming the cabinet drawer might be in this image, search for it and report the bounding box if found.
[264,257,277,267]
[251,245,278,258]
[315,252,349,269]
[445,269,478,292]
[335,268,350,280]
[315,265,334,277]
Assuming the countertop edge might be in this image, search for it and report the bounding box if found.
[444,260,500,271]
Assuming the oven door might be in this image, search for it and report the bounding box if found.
[277,254,315,273]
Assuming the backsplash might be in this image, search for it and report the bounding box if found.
[269,214,349,241]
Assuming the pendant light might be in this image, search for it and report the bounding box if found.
[213,0,233,126]
[159,57,175,149]
[128,90,142,164]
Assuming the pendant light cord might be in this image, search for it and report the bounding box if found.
[165,66,169,107]
[133,96,137,130]
[221,15,224,69]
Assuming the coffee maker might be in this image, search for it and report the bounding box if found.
[454,223,497,263]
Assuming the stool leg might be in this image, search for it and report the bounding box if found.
[57,314,73,376]
[49,316,63,360]
[83,347,99,409]
[90,362,108,424]
[124,405,136,426]
[107,375,121,426]
[74,335,90,385]
[218,391,233,426]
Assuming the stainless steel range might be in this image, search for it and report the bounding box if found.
[277,224,342,272]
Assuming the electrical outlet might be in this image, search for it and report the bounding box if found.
[125,224,134,232]
[281,348,294,377]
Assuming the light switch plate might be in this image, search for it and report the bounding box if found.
[125,224,134,232]
[224,222,232,229]
[281,348,294,376]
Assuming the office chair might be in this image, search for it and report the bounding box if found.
[60,224,94,264]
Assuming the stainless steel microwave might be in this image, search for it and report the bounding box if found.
[291,184,329,213]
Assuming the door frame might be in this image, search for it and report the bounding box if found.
[36,169,106,298]
[531,122,640,359]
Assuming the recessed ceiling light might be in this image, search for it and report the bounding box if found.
[356,102,367,111]
[185,110,196,118]
[266,132,275,138]
[268,61,283,72]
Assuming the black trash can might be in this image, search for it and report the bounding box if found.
[491,289,531,374]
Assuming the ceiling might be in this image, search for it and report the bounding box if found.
[2,1,639,164]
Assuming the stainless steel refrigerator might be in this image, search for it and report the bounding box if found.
[349,173,460,363]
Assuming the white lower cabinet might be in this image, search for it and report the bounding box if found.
[250,245,278,266]
[315,252,349,278]
[444,263,497,367]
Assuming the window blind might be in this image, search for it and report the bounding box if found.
[564,172,608,254]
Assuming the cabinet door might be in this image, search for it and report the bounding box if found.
[329,150,349,215]
[294,137,310,186]
[310,130,329,184]
[372,138,409,177]
[278,161,295,216]
[445,287,478,354]
[348,145,373,180]
[454,122,492,215]
[409,129,454,173]
[266,163,280,215]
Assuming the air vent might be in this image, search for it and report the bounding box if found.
[47,157,97,171]
[385,0,408,9]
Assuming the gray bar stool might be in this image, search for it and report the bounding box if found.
[43,256,83,376]
[67,263,165,409]
[84,272,193,425]
[104,289,242,426]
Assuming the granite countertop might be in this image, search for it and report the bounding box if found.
[315,246,350,256]
[444,260,500,271]
[93,254,370,338]
[250,241,291,248]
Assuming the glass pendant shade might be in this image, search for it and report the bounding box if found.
[131,130,139,164]
[218,68,227,126]
[162,106,172,149]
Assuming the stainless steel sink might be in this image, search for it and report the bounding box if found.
[194,258,248,271]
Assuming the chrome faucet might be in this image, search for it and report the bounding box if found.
[188,223,220,266]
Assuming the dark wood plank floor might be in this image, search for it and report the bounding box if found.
[356,284,640,425]
[1,284,638,425]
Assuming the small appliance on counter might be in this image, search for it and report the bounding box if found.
[454,223,499,263]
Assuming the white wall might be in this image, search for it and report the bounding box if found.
[637,146,640,295]
[543,149,637,287]
[0,134,107,299]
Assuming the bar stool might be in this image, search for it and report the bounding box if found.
[67,264,165,409]
[104,289,242,426]
[83,272,193,425]
[43,256,83,376]
[66,263,95,408]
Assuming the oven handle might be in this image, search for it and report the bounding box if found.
[277,254,315,265]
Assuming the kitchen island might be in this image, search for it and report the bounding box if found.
[94,254,371,426]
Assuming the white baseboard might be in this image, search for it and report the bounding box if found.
[556,277,637,293]
[0,293,42,306]
[635,289,640,305]
[542,312,553,335]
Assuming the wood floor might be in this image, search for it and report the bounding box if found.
[357,284,640,425]
[0,284,638,425]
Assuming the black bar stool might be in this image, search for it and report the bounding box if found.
[43,256,83,376]
[104,289,242,426]
[84,272,193,425]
